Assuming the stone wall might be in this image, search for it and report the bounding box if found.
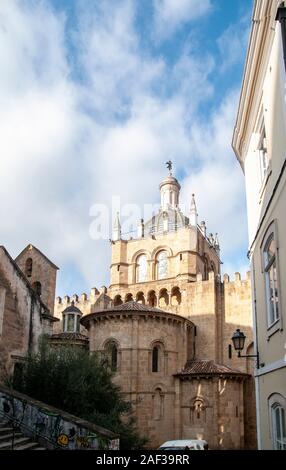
[179,377,245,450]
[0,246,55,380]
[16,245,58,314]
[84,309,195,448]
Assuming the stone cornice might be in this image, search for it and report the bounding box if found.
[81,308,195,329]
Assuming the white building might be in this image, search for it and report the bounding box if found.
[232,0,286,450]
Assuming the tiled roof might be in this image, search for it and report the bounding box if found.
[110,301,165,313]
[175,360,247,377]
[50,332,89,342]
[81,300,194,328]
[62,304,83,314]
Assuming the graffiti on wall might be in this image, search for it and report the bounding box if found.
[0,389,119,450]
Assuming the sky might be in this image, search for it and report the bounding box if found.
[0,0,254,297]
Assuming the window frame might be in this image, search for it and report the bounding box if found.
[269,393,286,450]
[104,340,119,373]
[258,127,269,184]
[156,251,168,280]
[261,221,282,335]
[136,254,148,283]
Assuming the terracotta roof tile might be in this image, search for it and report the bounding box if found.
[176,360,247,377]
[50,332,89,342]
[110,301,165,313]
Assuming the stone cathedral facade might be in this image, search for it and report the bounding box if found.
[52,171,256,449]
[13,171,257,449]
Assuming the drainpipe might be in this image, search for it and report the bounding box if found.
[250,258,262,450]
[276,3,286,72]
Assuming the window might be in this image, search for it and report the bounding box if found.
[152,346,159,372]
[111,343,117,371]
[105,341,118,372]
[63,312,81,333]
[67,314,75,332]
[147,290,157,307]
[25,258,33,278]
[32,281,42,296]
[272,404,286,450]
[136,254,147,283]
[258,125,269,183]
[157,251,168,280]
[263,233,280,327]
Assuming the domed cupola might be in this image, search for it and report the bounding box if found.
[159,163,181,210]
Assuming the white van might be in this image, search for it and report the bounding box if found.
[158,439,208,450]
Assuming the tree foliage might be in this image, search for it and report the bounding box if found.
[11,341,147,449]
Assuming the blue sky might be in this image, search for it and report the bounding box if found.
[0,0,253,297]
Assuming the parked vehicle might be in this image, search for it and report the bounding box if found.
[158,439,208,450]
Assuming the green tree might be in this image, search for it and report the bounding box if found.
[10,341,147,449]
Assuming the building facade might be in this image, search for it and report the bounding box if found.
[54,171,256,449]
[232,0,286,450]
[0,245,57,381]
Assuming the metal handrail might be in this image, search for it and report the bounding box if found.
[0,406,63,450]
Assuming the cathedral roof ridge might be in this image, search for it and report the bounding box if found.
[81,300,195,328]
[110,300,165,313]
[175,359,249,377]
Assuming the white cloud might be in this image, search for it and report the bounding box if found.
[180,90,248,263]
[0,0,249,297]
[153,0,212,40]
[217,13,251,72]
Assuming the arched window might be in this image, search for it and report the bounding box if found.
[152,346,159,373]
[25,258,33,278]
[148,290,157,307]
[271,404,286,449]
[159,288,169,307]
[111,343,118,371]
[136,292,145,304]
[157,251,168,280]
[190,397,206,424]
[125,293,133,302]
[136,254,147,283]
[114,295,123,306]
[263,233,280,327]
[171,287,181,306]
[32,281,42,296]
[105,341,118,372]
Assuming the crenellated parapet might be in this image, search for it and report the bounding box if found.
[222,271,251,284]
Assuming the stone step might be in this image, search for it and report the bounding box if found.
[15,441,41,450]
[0,420,47,450]
[0,436,31,450]
[0,427,14,435]
[0,432,22,441]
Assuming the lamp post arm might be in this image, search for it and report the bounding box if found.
[237,351,260,369]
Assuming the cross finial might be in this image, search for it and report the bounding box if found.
[166,160,172,174]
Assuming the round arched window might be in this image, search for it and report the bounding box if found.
[157,251,168,280]
[136,254,147,283]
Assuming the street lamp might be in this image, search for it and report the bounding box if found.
[231,329,260,369]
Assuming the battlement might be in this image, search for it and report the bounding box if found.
[222,271,251,284]
[55,286,109,306]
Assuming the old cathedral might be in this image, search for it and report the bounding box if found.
[0,168,256,449]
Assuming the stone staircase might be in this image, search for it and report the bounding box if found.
[0,419,46,450]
